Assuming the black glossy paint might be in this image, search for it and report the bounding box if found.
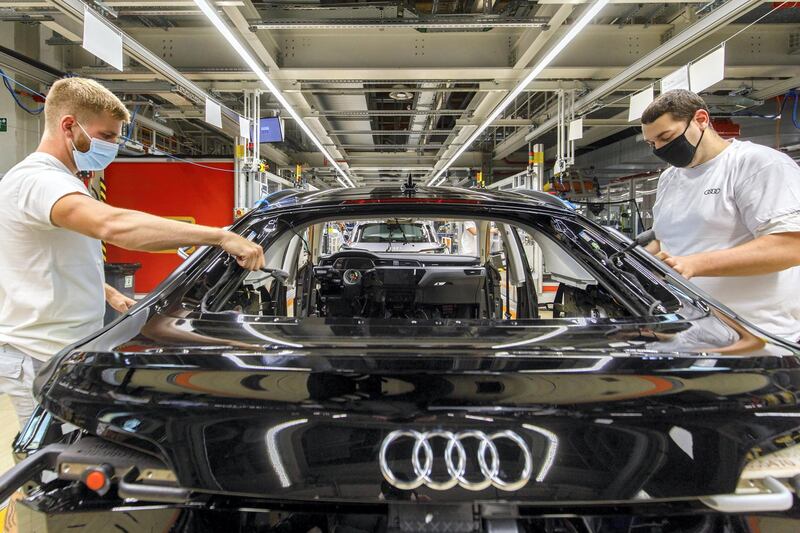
[32,187,800,509]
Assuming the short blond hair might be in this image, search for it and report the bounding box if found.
[45,77,130,132]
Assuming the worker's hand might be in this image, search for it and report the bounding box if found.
[105,285,136,313]
[660,254,700,279]
[220,232,265,271]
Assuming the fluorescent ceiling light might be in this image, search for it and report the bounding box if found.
[427,0,610,187]
[193,0,355,188]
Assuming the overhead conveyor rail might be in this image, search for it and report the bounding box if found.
[47,0,242,139]
[492,0,767,160]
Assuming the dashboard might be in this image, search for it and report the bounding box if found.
[312,251,488,319]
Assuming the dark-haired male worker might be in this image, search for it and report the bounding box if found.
[641,89,800,341]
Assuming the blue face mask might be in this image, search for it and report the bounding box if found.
[71,122,119,171]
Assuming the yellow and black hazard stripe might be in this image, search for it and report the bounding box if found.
[98,175,107,262]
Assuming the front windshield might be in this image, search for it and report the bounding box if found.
[356,223,431,243]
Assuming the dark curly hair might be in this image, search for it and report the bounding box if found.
[641,89,709,124]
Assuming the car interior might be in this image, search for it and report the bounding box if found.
[182,214,680,323]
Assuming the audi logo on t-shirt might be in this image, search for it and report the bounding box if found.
[704,188,721,195]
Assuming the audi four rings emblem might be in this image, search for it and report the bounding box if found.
[379,430,533,492]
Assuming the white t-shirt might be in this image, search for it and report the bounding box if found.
[460,221,478,256]
[653,139,800,340]
[0,152,105,361]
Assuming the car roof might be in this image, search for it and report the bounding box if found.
[255,186,571,212]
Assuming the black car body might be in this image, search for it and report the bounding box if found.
[7,186,800,532]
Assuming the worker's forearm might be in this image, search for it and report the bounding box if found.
[645,239,661,255]
[688,234,800,277]
[101,210,226,251]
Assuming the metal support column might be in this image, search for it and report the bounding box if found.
[249,90,261,206]
[630,179,638,237]
[234,87,242,211]
[530,142,544,296]
[236,89,264,208]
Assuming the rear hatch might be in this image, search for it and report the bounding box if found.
[35,314,800,507]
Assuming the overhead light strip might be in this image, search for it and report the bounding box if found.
[427,0,610,186]
[193,0,355,188]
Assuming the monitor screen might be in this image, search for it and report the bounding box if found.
[257,117,284,143]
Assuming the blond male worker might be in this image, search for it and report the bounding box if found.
[0,78,265,425]
[641,89,800,341]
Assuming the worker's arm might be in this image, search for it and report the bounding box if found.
[51,193,265,270]
[655,232,800,279]
[105,283,136,313]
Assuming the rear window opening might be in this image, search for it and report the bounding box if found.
[180,213,684,328]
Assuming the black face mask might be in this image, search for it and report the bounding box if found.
[652,121,705,168]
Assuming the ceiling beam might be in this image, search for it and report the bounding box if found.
[278,77,789,96]
[0,45,62,84]
[80,65,797,83]
[493,0,766,160]
[305,109,470,117]
[576,111,633,146]
[425,2,577,180]
[250,16,549,30]
[512,4,574,70]
[294,151,484,168]
[456,118,533,127]
[407,81,439,149]
[537,0,760,2]
[329,144,448,150]
[39,16,82,43]
[46,0,245,137]
[220,0,351,174]
[3,1,243,7]
[329,130,455,135]
[0,0,721,5]
[752,75,800,100]
[103,1,244,6]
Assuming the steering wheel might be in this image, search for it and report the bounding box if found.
[342,269,364,286]
[327,250,380,289]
